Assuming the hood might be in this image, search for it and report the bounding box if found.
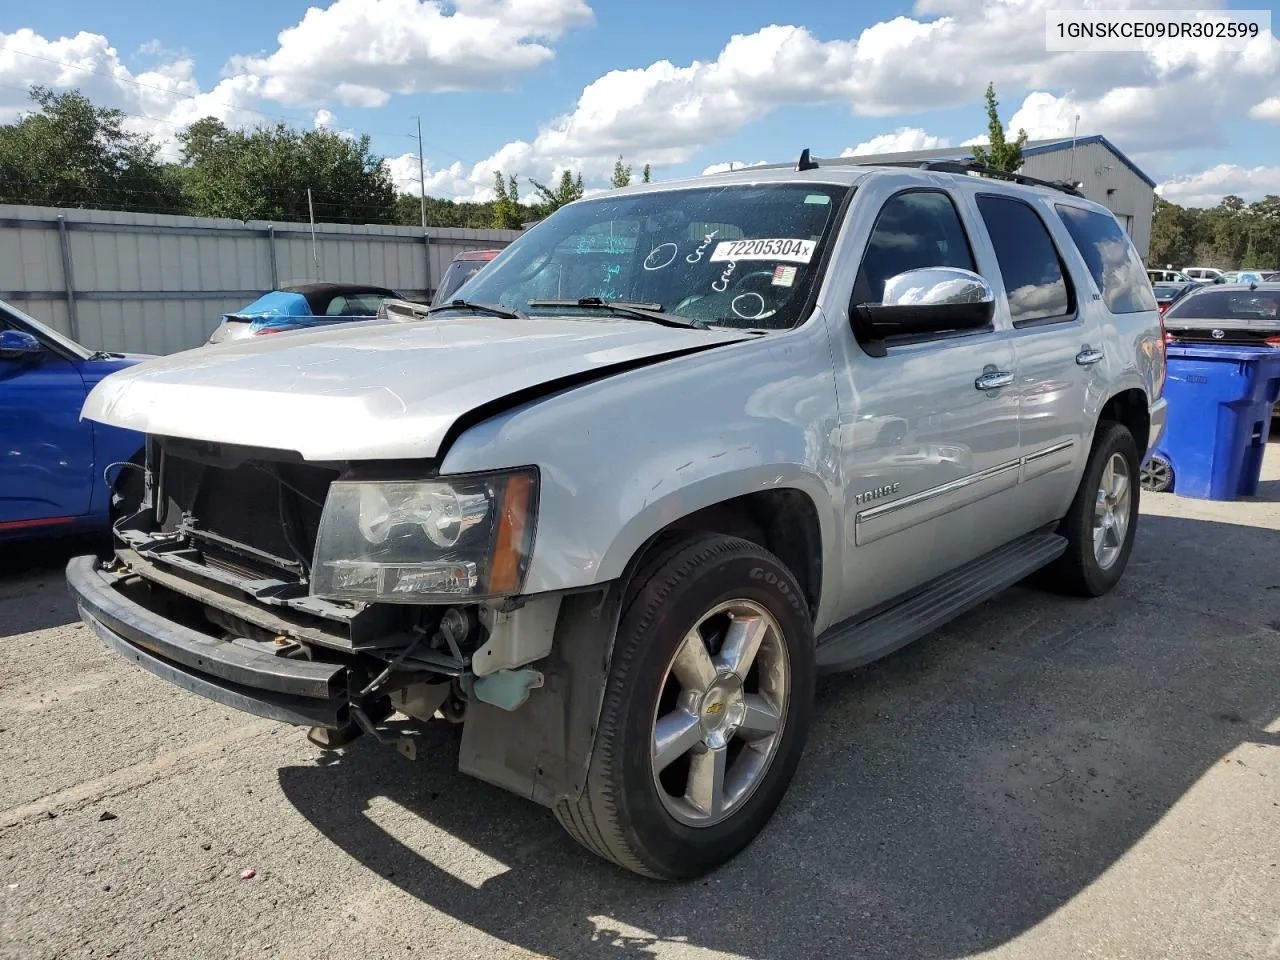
[81,315,753,461]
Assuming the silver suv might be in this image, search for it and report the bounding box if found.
[68,155,1167,880]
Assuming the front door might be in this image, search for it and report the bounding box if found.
[0,312,93,527]
[826,184,1023,618]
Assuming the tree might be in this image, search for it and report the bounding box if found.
[642,163,651,184]
[611,155,631,188]
[1149,194,1280,271]
[0,86,184,212]
[179,118,395,223]
[528,169,585,214]
[489,171,524,229]
[970,82,1028,173]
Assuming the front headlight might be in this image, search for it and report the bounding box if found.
[310,469,537,603]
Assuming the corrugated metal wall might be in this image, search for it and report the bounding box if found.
[1021,142,1154,260]
[0,205,522,354]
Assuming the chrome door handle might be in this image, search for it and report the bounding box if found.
[1076,347,1105,366]
[974,370,1014,391]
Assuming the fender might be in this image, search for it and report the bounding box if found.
[439,323,847,631]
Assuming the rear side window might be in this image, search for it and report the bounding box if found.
[852,190,976,305]
[976,195,1072,324]
[1055,205,1157,314]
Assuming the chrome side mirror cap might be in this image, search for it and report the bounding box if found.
[881,267,995,308]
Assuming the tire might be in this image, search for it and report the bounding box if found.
[554,533,815,880]
[1046,421,1140,597]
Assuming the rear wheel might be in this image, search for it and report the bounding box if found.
[554,534,815,879]
[1046,421,1140,596]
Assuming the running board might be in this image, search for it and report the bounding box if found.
[814,531,1067,673]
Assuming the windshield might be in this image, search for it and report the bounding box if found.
[0,299,91,359]
[452,183,850,330]
[1166,289,1280,322]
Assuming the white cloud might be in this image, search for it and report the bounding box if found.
[313,108,336,129]
[700,160,768,175]
[840,127,950,156]
[1251,96,1280,121]
[228,0,593,107]
[1157,165,1280,208]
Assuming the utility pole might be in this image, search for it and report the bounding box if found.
[307,187,320,280]
[416,115,428,234]
[415,115,432,297]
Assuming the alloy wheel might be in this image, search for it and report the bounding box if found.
[650,599,790,827]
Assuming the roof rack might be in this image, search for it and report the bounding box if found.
[707,150,1084,197]
[857,157,1085,197]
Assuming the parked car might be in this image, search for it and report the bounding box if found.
[1152,281,1195,316]
[68,159,1166,880]
[1215,270,1267,286]
[0,299,146,539]
[431,250,502,307]
[1162,282,1280,347]
[205,282,401,345]
[1181,266,1224,283]
[1148,268,1194,284]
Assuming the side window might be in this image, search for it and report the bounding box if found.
[1055,204,1158,314]
[323,296,349,316]
[976,195,1072,325]
[852,190,976,305]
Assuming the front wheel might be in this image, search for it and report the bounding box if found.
[554,534,815,879]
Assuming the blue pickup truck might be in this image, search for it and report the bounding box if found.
[0,299,146,540]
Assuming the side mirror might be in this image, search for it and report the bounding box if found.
[852,267,995,356]
[0,329,42,361]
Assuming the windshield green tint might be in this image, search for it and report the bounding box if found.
[453,183,850,330]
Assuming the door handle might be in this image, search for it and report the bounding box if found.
[974,370,1014,391]
[1076,347,1105,366]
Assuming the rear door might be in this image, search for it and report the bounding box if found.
[0,311,94,528]
[969,191,1092,527]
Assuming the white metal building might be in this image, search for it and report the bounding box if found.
[844,135,1157,260]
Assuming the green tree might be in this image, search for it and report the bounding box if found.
[0,86,185,212]
[179,118,395,223]
[489,171,524,229]
[970,82,1028,173]
[528,169,584,214]
[611,155,632,188]
[642,163,651,184]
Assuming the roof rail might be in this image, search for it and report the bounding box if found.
[854,157,1085,197]
[701,151,1084,197]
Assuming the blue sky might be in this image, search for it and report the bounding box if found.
[2,0,1278,207]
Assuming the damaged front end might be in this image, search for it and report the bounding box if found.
[67,437,603,795]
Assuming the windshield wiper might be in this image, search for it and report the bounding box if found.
[426,299,526,320]
[526,297,707,330]
[88,350,125,360]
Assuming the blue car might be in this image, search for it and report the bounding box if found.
[0,299,147,539]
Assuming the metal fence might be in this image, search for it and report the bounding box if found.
[0,204,522,355]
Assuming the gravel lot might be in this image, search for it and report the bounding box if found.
[2,445,1278,960]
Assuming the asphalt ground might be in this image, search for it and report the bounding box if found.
[2,444,1278,960]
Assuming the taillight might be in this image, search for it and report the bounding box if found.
[1265,336,1280,347]
[253,327,285,336]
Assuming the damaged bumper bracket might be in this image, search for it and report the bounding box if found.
[66,555,351,729]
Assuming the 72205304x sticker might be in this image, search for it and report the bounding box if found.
[709,238,815,264]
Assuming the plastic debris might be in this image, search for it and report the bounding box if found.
[240,869,256,880]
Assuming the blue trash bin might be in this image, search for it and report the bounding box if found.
[1150,345,1280,500]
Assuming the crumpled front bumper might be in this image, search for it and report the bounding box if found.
[66,555,351,729]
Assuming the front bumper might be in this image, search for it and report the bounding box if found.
[66,555,351,729]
